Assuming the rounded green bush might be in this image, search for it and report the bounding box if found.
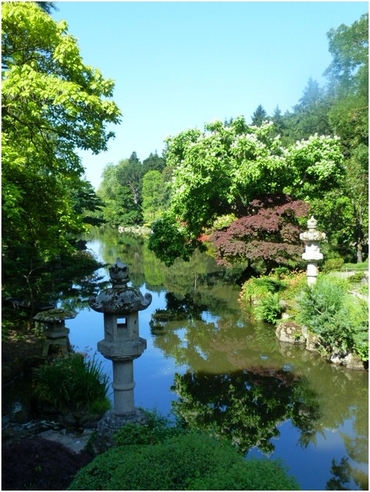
[69,431,299,490]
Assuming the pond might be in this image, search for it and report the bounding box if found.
[46,230,370,489]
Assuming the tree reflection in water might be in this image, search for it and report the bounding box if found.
[151,290,322,455]
[171,368,320,455]
[327,456,368,490]
[78,231,367,489]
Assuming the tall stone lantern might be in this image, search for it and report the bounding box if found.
[300,216,326,286]
[89,258,152,430]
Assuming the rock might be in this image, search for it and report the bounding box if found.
[329,351,365,370]
[275,322,305,344]
[95,408,148,453]
[301,325,320,352]
[37,428,96,454]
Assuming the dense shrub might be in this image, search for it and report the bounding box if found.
[69,431,299,490]
[240,274,287,306]
[240,270,306,324]
[114,410,185,446]
[322,257,344,272]
[254,292,284,325]
[296,276,368,360]
[32,352,110,412]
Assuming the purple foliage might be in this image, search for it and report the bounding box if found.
[211,194,309,270]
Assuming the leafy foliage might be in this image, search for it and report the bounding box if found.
[211,193,309,271]
[113,410,186,447]
[2,2,121,305]
[296,275,368,360]
[32,351,110,413]
[98,151,168,227]
[69,430,299,490]
[148,214,205,266]
[149,113,343,266]
[254,292,284,325]
[142,170,168,225]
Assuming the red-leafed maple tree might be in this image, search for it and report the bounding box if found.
[211,194,310,273]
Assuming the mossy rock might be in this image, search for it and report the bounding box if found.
[276,322,305,344]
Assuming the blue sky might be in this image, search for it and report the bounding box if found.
[53,1,367,189]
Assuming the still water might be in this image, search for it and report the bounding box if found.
[65,230,368,490]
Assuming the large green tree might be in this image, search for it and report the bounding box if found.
[149,117,344,266]
[285,78,333,141]
[251,104,268,127]
[324,13,368,262]
[98,151,168,227]
[2,2,121,303]
[142,170,167,225]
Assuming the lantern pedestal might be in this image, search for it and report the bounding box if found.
[89,258,152,448]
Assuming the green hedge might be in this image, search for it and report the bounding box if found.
[69,431,299,490]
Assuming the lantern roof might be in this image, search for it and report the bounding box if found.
[33,308,77,322]
[89,258,152,314]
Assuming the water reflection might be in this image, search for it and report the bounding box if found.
[327,456,368,490]
[172,369,320,455]
[67,229,368,489]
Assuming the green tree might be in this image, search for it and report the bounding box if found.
[115,156,144,225]
[149,117,344,266]
[97,163,123,226]
[142,151,166,174]
[288,78,333,140]
[70,179,106,227]
[98,156,144,227]
[251,104,269,126]
[2,2,121,303]
[142,170,167,225]
[324,13,368,262]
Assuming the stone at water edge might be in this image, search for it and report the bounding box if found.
[275,321,306,344]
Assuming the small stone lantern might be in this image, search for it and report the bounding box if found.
[300,216,326,286]
[33,308,76,357]
[89,258,152,417]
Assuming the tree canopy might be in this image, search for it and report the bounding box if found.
[148,117,344,266]
[147,14,368,267]
[2,1,121,258]
[2,2,121,305]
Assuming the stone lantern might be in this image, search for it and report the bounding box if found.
[300,216,326,285]
[89,258,152,419]
[33,308,76,357]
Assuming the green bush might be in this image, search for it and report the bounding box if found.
[254,292,284,325]
[240,272,307,324]
[114,410,185,446]
[296,276,368,360]
[32,352,110,412]
[322,257,344,272]
[69,431,299,490]
[348,272,367,284]
[241,274,287,306]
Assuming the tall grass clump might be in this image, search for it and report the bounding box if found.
[32,351,110,413]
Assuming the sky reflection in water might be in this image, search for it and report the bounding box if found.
[65,235,368,490]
